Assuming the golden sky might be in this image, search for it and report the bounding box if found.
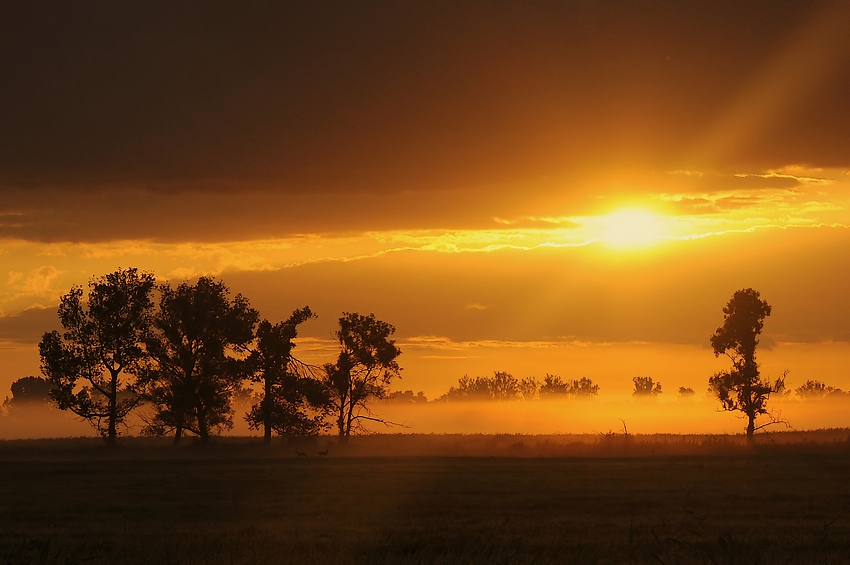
[2,1,850,433]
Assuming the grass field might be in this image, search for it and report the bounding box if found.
[2,433,850,564]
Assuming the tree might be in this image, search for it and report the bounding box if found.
[439,372,538,401]
[709,288,787,441]
[323,312,401,441]
[141,277,258,444]
[246,307,328,443]
[632,376,662,396]
[3,376,53,410]
[570,377,599,397]
[539,374,599,397]
[678,386,696,397]
[518,375,539,400]
[795,379,844,399]
[440,375,492,400]
[385,390,428,403]
[38,268,155,444]
[539,374,567,396]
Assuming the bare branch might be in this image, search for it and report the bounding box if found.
[351,414,409,429]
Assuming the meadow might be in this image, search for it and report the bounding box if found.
[2,432,850,564]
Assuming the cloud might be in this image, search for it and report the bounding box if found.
[491,217,581,229]
[0,185,575,243]
[4,266,65,303]
[0,225,848,350]
[663,171,803,194]
[653,168,850,218]
[2,2,850,244]
[219,225,850,347]
[0,306,59,344]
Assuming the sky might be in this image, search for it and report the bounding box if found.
[2,1,850,435]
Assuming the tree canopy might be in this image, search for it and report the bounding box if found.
[141,277,259,444]
[632,376,662,397]
[440,372,538,401]
[38,268,155,444]
[539,375,600,398]
[795,379,844,399]
[3,376,53,409]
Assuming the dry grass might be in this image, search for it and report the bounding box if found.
[2,431,850,564]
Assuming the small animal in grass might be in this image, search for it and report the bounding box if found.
[295,449,308,458]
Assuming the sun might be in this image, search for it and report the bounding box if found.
[599,209,663,248]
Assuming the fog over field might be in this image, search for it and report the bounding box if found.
[3,395,849,441]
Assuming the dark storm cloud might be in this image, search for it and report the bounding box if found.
[0,184,544,242]
[1,1,849,241]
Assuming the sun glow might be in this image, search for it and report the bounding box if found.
[600,210,663,248]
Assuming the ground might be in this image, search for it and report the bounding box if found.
[2,432,850,564]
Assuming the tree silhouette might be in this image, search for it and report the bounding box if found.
[3,376,53,409]
[795,379,844,399]
[141,277,258,444]
[632,376,662,396]
[539,374,599,397]
[440,372,538,401]
[439,375,492,400]
[38,268,155,444]
[709,288,787,441]
[678,386,696,397]
[385,390,428,403]
[323,312,401,441]
[246,307,328,443]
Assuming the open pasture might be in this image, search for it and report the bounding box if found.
[2,433,850,564]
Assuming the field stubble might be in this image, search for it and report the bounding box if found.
[2,432,850,564]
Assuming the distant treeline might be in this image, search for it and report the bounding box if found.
[380,375,846,404]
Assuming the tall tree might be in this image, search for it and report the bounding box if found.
[246,307,328,443]
[323,312,401,441]
[709,288,786,441]
[141,277,258,444]
[38,268,155,444]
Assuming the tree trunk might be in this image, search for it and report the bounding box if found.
[174,425,183,445]
[106,371,118,446]
[344,401,355,440]
[337,399,347,441]
[197,405,209,443]
[263,379,273,444]
[746,414,755,444]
